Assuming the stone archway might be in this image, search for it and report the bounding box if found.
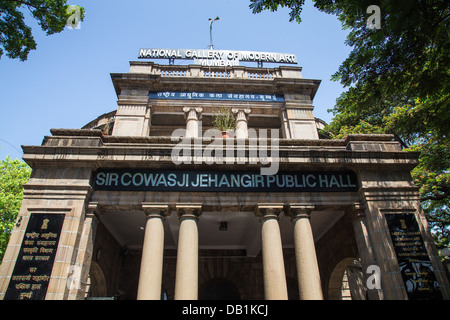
[87,260,108,298]
[328,258,354,300]
[328,258,366,300]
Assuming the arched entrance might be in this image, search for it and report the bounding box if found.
[85,261,108,299]
[328,258,366,300]
[199,279,240,300]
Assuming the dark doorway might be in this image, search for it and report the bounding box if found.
[199,279,240,300]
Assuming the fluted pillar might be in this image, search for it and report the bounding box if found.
[255,203,288,300]
[183,107,202,138]
[287,204,323,300]
[137,203,170,300]
[174,203,202,300]
[232,108,251,139]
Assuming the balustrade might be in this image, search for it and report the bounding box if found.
[131,62,299,80]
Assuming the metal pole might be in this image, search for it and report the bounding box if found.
[208,17,220,50]
[209,22,213,49]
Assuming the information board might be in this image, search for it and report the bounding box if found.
[149,91,284,102]
[385,213,443,300]
[4,213,65,300]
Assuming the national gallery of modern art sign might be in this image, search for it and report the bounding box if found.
[138,48,298,66]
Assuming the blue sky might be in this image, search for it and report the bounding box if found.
[0,0,351,161]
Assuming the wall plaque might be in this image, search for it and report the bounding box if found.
[149,91,285,102]
[4,213,65,300]
[385,213,443,300]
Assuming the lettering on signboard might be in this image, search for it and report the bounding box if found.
[4,214,65,300]
[138,48,298,66]
[385,213,443,300]
[93,170,358,193]
[149,91,284,102]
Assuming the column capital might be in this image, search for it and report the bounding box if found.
[286,204,315,220]
[232,108,251,140]
[183,106,203,113]
[183,107,203,120]
[141,203,170,218]
[176,203,202,220]
[232,107,251,116]
[232,108,251,124]
[255,203,284,221]
[347,203,366,221]
[85,202,103,221]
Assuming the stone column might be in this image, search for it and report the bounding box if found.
[255,203,288,300]
[137,203,170,300]
[174,204,202,300]
[287,204,323,300]
[68,202,101,300]
[183,107,203,138]
[349,204,383,300]
[232,108,251,139]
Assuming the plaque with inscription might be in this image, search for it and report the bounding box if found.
[4,213,65,300]
[385,213,442,300]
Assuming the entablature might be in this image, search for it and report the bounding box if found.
[111,62,320,100]
[23,130,419,173]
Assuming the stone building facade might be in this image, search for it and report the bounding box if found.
[0,55,449,300]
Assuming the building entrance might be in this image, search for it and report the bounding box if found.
[82,195,361,300]
[199,279,240,300]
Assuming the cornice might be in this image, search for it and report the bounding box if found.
[110,64,321,98]
[21,131,420,172]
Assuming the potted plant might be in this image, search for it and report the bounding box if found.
[212,107,236,138]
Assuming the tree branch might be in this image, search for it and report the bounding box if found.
[420,188,450,202]
[393,133,410,149]
[7,0,49,13]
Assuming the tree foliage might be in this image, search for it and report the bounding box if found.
[0,0,85,61]
[0,157,31,263]
[250,0,306,23]
[251,0,450,248]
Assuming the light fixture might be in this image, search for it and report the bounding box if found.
[208,16,221,49]
[219,221,228,231]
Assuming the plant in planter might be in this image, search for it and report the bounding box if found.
[212,107,236,138]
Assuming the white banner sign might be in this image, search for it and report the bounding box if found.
[138,48,297,66]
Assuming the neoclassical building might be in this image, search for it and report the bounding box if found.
[0,49,448,300]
